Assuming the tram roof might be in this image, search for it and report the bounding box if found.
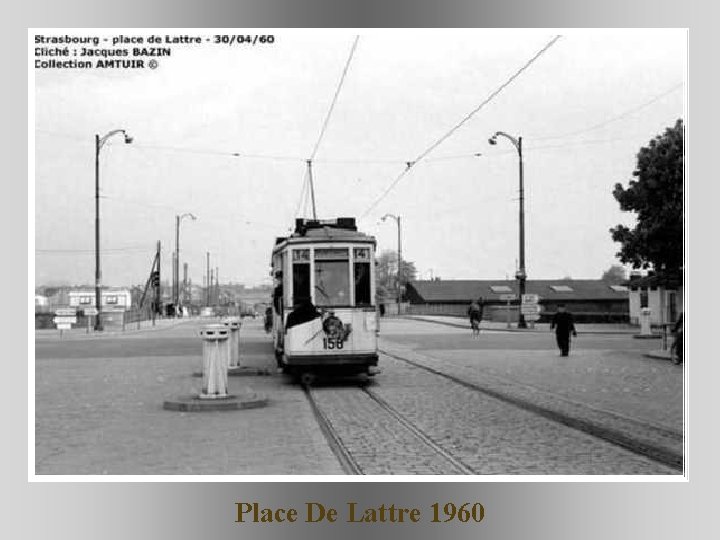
[273,218,375,251]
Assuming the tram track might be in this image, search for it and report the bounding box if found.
[379,348,684,472]
[302,384,363,475]
[303,382,476,475]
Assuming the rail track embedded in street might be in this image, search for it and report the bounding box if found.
[303,382,476,475]
[379,348,683,472]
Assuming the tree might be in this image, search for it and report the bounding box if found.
[600,264,627,283]
[609,119,683,273]
[375,250,417,299]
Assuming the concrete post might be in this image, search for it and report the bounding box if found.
[223,317,241,368]
[199,324,230,398]
[640,307,652,335]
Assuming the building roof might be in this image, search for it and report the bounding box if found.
[407,279,629,303]
[626,272,683,290]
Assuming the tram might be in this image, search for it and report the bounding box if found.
[270,217,379,381]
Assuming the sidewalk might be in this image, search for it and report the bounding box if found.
[644,349,674,361]
[403,314,640,335]
[34,317,192,340]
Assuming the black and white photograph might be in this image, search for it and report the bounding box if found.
[32,28,686,477]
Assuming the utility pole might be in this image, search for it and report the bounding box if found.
[94,129,132,331]
[183,262,188,306]
[306,159,317,219]
[94,134,101,331]
[381,214,403,309]
[153,240,161,323]
[517,137,527,328]
[175,213,196,312]
[172,250,177,313]
[215,266,220,305]
[489,131,527,328]
[174,215,179,311]
[210,269,214,305]
[206,252,210,307]
[397,215,403,306]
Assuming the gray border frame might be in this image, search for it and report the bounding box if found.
[13,1,717,538]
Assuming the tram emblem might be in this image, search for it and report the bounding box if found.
[322,312,352,342]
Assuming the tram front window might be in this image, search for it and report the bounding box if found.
[314,261,350,306]
[313,249,350,307]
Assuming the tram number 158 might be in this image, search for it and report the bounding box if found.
[322,337,344,350]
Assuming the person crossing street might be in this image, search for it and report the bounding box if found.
[550,304,577,356]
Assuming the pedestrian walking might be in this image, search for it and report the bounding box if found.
[468,297,484,338]
[550,304,577,356]
[671,312,683,364]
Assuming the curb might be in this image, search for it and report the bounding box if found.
[403,316,637,335]
[644,351,674,361]
[35,320,192,340]
[163,391,268,412]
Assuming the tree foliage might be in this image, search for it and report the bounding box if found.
[375,250,417,298]
[600,264,627,283]
[610,119,683,272]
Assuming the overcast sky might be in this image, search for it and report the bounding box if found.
[33,29,686,288]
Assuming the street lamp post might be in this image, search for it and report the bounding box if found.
[175,213,197,315]
[489,131,527,329]
[95,129,133,331]
[381,214,402,309]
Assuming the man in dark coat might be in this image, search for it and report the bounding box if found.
[286,297,321,330]
[468,299,482,336]
[550,304,577,356]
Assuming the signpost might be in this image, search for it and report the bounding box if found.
[54,309,77,337]
[520,295,541,327]
[499,294,515,329]
[83,307,97,333]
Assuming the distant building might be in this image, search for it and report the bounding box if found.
[68,288,132,311]
[626,271,683,326]
[404,279,629,323]
[34,295,50,313]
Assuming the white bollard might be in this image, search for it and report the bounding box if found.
[640,307,652,335]
[199,324,230,398]
[223,317,242,368]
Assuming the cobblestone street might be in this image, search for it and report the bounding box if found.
[35,320,343,475]
[34,317,684,475]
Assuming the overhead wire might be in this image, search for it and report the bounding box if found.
[291,35,361,223]
[360,34,563,218]
[309,35,360,161]
[34,80,681,170]
[528,82,684,141]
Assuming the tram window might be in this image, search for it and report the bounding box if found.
[293,263,311,305]
[354,262,371,306]
[314,260,350,306]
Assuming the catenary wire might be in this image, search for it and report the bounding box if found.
[360,34,563,218]
[309,35,360,161]
[528,82,684,141]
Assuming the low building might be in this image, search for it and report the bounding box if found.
[404,279,629,323]
[68,288,133,311]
